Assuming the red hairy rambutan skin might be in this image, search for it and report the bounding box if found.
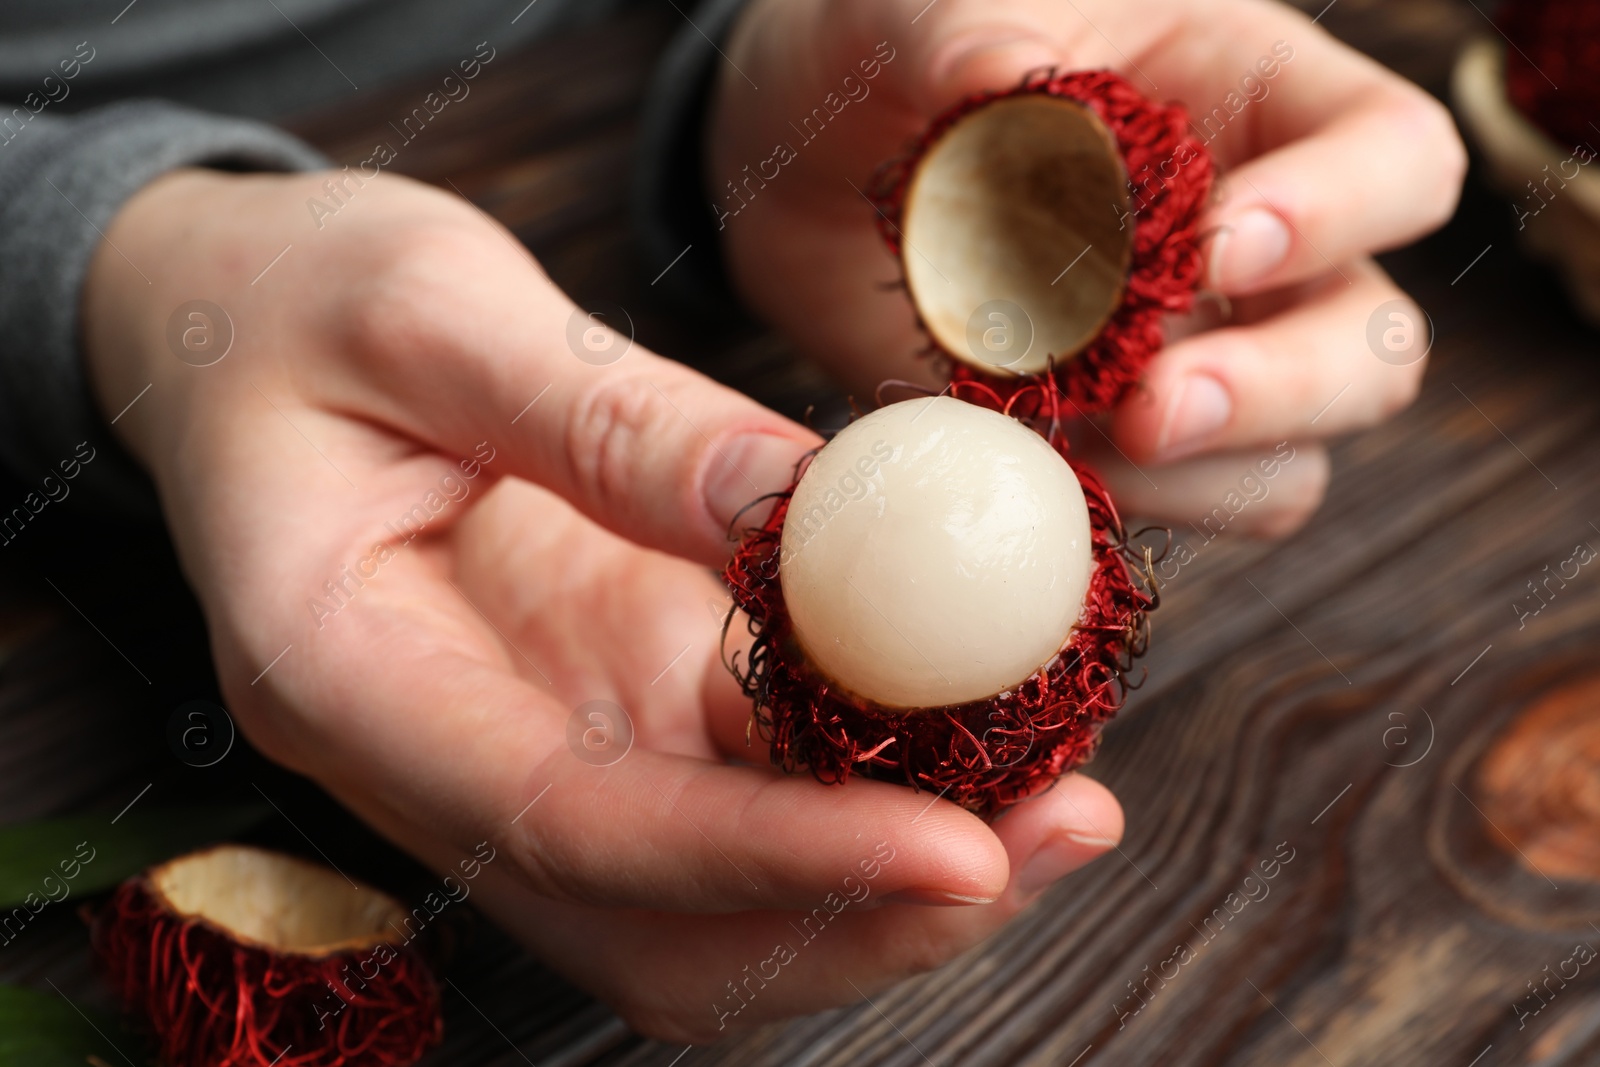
[92,870,442,1067]
[1499,0,1600,149]
[722,380,1159,820]
[867,68,1215,415]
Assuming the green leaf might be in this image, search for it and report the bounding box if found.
[0,804,268,910]
[0,985,131,1067]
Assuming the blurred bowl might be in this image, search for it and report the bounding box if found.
[1453,36,1600,325]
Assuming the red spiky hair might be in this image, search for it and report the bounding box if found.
[92,846,442,1067]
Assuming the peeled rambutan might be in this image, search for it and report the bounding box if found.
[725,388,1156,819]
[92,844,442,1067]
[723,71,1203,818]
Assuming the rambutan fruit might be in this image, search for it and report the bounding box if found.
[92,844,441,1067]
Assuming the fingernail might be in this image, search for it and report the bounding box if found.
[704,433,812,537]
[1156,373,1231,458]
[1208,208,1290,290]
[1016,831,1116,898]
[879,887,998,908]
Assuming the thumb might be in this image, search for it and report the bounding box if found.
[882,5,1064,116]
[347,235,818,567]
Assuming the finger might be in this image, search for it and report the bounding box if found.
[327,194,818,568]
[870,0,1101,117]
[265,576,1013,915]
[1110,257,1425,463]
[986,772,1123,906]
[1074,435,1331,539]
[1202,75,1466,294]
[444,774,1120,1042]
[702,613,777,765]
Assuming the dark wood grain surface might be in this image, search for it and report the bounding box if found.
[6,2,1600,1065]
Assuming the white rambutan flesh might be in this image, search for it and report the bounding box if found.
[778,397,1094,709]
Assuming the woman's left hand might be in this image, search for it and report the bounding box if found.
[710,0,1466,536]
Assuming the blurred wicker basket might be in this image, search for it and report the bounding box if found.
[1453,37,1600,324]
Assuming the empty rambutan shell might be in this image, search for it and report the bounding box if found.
[724,391,1155,819]
[92,844,442,1067]
[867,68,1214,413]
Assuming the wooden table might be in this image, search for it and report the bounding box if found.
[7,1,1600,1064]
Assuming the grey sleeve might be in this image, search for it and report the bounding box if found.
[0,99,328,516]
[633,0,753,319]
